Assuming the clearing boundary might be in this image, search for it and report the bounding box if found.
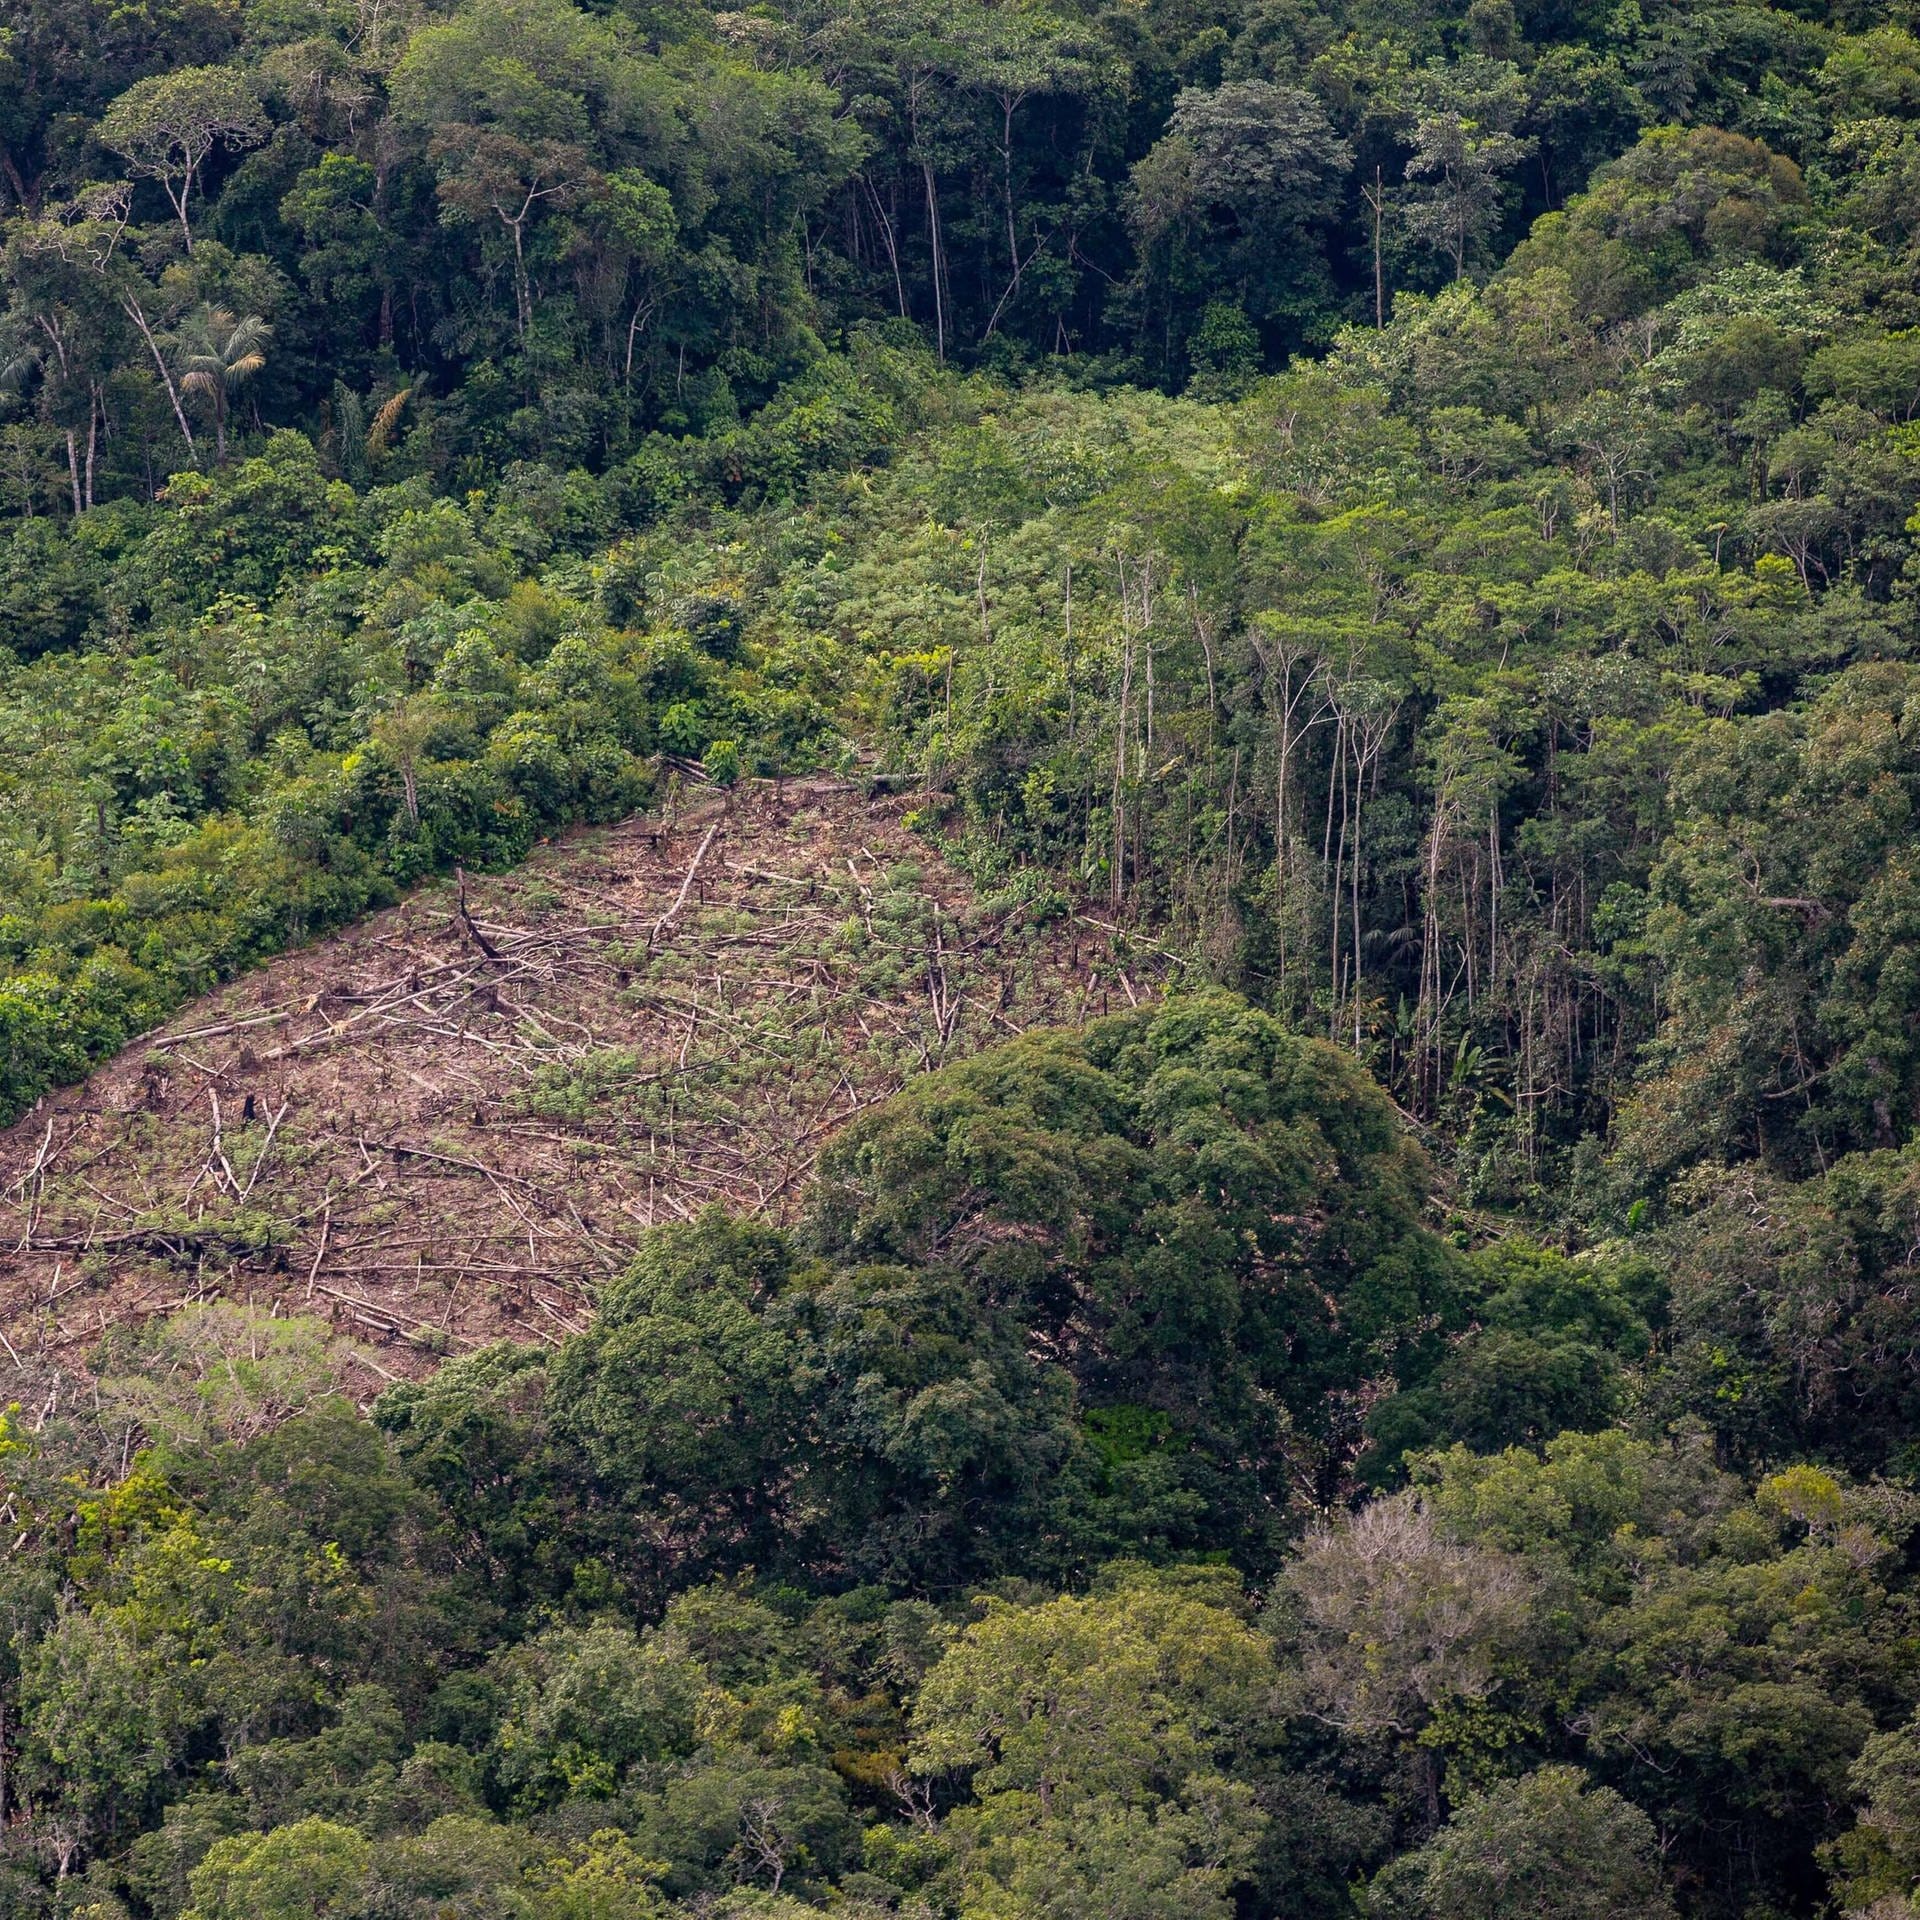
[0,778,1162,1402]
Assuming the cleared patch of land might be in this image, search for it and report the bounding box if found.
[0,778,1162,1403]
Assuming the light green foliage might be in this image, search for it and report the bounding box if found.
[528,1830,671,1920]
[910,1568,1273,1803]
[1373,1766,1676,1920]
[18,1608,190,1862]
[98,1303,337,1449]
[181,1817,371,1920]
[491,1621,702,1808]
[911,1568,1274,1920]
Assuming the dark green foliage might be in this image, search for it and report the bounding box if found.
[1361,1239,1656,1475]
[5,1010,1920,1920]
[547,996,1460,1586]
[16,2,1920,1916]
[1642,1142,1920,1475]
[812,994,1461,1499]
[1622,663,1920,1178]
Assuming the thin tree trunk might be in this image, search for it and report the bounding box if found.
[861,173,907,317]
[123,296,197,456]
[1349,708,1395,1054]
[1253,636,1325,999]
[1192,589,1216,754]
[1111,564,1134,911]
[624,298,656,383]
[1327,715,1349,1039]
[512,217,529,340]
[922,161,947,363]
[1489,803,1501,983]
[1002,100,1020,281]
[1364,167,1386,327]
[1416,797,1455,1116]
[1064,563,1075,730]
[170,172,195,253]
[1351,747,1366,1052]
[1224,744,1241,887]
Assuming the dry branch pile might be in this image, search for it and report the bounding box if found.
[0,779,1162,1400]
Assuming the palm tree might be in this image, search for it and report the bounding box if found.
[174,307,269,463]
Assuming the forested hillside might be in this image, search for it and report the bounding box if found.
[8,0,1920,1914]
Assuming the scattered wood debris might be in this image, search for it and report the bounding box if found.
[0,778,1165,1398]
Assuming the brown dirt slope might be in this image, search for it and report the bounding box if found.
[0,778,1162,1403]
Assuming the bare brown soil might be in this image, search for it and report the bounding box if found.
[0,779,1160,1404]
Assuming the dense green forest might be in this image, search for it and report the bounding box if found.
[10,0,1920,1913]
